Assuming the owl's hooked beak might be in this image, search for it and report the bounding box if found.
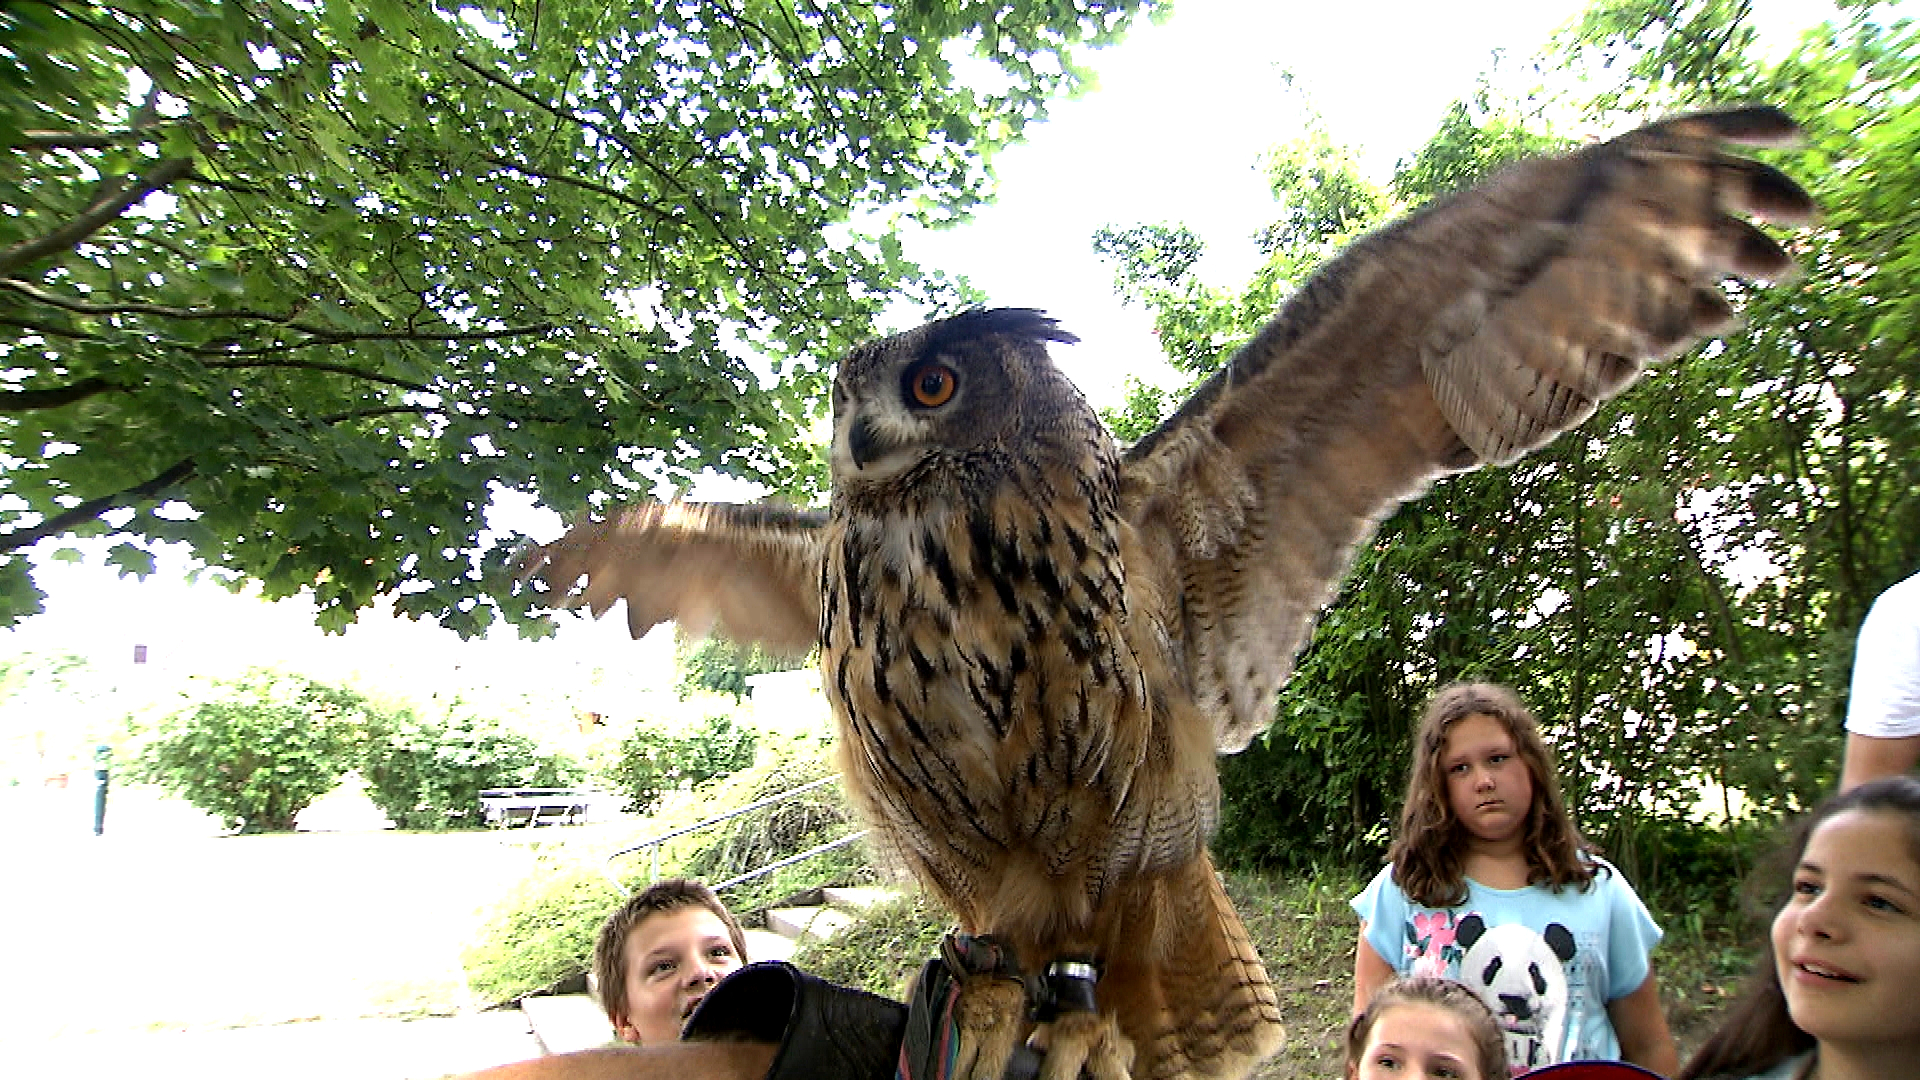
[846,414,884,471]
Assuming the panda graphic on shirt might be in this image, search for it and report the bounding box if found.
[1453,914,1577,1074]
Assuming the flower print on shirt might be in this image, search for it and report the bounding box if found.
[1404,910,1463,978]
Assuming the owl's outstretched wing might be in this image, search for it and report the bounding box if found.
[1119,106,1814,752]
[524,502,828,654]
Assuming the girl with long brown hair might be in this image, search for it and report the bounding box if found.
[1350,682,1677,1075]
[1678,775,1920,1080]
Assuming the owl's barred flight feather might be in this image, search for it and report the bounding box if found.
[526,106,1813,1080]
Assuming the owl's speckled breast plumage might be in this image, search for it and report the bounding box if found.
[817,424,1188,930]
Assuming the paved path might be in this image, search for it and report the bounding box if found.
[17,1012,545,1080]
[0,784,627,1078]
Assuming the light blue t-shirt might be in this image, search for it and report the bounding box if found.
[1351,858,1663,1075]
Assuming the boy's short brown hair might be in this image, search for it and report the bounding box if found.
[593,878,750,1028]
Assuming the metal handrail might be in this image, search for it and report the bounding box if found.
[708,829,869,892]
[603,774,864,889]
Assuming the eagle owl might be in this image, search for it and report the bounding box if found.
[527,108,1811,1080]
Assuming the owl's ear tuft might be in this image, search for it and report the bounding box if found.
[924,307,1080,353]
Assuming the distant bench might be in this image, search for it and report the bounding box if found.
[479,787,596,828]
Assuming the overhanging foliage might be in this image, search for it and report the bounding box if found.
[0,0,1158,632]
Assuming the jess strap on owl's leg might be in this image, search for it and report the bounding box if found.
[919,933,1039,1080]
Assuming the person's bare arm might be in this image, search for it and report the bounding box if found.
[1607,970,1679,1076]
[455,1042,777,1080]
[1840,732,1920,791]
[1351,923,1395,1016]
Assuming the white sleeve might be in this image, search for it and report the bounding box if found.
[1847,574,1920,738]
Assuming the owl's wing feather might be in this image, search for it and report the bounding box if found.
[524,502,828,654]
[1119,106,1814,752]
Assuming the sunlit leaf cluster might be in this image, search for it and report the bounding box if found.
[0,0,1157,632]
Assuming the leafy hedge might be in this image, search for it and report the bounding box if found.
[128,670,370,832]
[462,743,869,1003]
[129,668,584,833]
[605,713,759,814]
[361,709,580,830]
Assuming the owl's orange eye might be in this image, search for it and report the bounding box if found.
[908,363,958,408]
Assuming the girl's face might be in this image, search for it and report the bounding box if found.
[1439,713,1534,847]
[1771,809,1920,1052]
[1348,1002,1485,1080]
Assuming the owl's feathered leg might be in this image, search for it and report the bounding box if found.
[1099,853,1284,1079]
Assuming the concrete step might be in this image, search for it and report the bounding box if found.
[821,885,899,911]
[764,903,857,941]
[744,926,797,963]
[520,994,615,1056]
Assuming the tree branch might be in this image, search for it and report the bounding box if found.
[478,153,674,216]
[194,321,557,359]
[0,377,115,413]
[1,277,302,323]
[0,315,107,343]
[3,281,558,353]
[0,156,195,278]
[201,357,432,393]
[317,404,443,426]
[0,458,197,556]
[446,53,797,285]
[12,124,188,152]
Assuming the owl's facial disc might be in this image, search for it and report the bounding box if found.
[831,358,967,479]
[833,408,924,478]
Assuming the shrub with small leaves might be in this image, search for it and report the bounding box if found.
[678,714,758,789]
[129,669,368,832]
[605,727,677,815]
[604,714,759,815]
[361,709,580,831]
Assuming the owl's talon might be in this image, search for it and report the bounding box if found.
[1030,1010,1134,1080]
[950,974,1030,1080]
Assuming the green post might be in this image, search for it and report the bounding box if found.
[92,744,110,836]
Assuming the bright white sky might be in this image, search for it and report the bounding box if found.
[3,0,1839,716]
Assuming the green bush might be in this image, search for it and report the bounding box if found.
[675,632,794,702]
[128,669,368,832]
[679,714,759,788]
[361,709,580,830]
[605,727,676,815]
[604,714,760,815]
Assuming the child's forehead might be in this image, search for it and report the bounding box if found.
[1367,1001,1482,1053]
[627,904,731,953]
[1805,808,1920,878]
[1440,713,1517,752]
